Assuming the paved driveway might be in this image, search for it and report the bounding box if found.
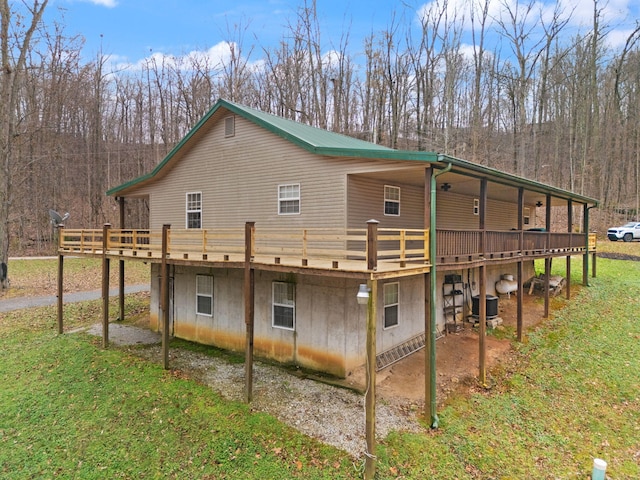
[0,285,149,313]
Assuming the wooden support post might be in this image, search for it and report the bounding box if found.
[566,256,571,300]
[364,278,378,480]
[57,253,64,334]
[592,252,597,278]
[516,187,524,342]
[424,271,433,416]
[119,197,126,321]
[161,224,171,369]
[479,264,487,387]
[516,260,523,342]
[244,222,256,403]
[479,179,487,256]
[544,257,551,318]
[102,223,111,349]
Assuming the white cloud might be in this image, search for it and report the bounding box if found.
[81,0,118,7]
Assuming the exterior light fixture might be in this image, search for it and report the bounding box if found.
[536,201,543,207]
[357,284,370,305]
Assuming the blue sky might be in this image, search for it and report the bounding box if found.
[44,0,640,68]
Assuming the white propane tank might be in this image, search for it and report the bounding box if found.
[496,274,518,294]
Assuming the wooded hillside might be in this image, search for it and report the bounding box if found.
[1,0,639,257]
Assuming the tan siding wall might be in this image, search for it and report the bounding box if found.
[347,176,425,229]
[135,115,417,231]
[437,191,537,231]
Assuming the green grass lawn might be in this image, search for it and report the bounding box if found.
[1,245,639,478]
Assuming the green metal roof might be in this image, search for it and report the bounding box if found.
[107,98,598,207]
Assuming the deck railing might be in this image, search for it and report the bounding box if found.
[59,225,430,271]
[59,226,596,270]
[435,229,595,261]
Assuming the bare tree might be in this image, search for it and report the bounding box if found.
[0,0,49,262]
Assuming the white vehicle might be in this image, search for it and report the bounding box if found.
[607,222,640,242]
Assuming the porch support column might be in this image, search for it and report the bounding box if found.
[364,219,379,480]
[424,169,433,420]
[566,200,572,300]
[161,224,171,369]
[364,277,378,480]
[101,224,111,348]
[583,204,589,286]
[479,264,487,386]
[244,222,256,403]
[543,195,551,318]
[118,197,126,321]
[478,178,487,385]
[57,227,64,335]
[516,188,524,341]
[426,162,451,428]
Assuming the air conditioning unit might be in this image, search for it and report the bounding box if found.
[472,295,498,318]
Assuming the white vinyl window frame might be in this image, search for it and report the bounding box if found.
[196,274,213,317]
[473,198,480,216]
[186,192,202,229]
[384,185,401,216]
[278,184,300,215]
[383,282,399,329]
[272,281,295,330]
[523,207,531,225]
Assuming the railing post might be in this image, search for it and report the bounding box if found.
[302,229,308,261]
[366,220,379,271]
[399,229,406,266]
[424,230,429,263]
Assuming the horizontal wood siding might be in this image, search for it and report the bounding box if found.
[347,176,424,229]
[436,192,479,229]
[437,191,537,231]
[132,115,418,232]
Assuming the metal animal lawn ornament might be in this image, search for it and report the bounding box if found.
[49,209,70,227]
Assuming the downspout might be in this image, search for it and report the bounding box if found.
[428,160,452,428]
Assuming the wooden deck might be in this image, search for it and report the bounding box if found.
[58,225,596,278]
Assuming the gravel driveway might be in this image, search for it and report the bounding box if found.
[83,324,425,459]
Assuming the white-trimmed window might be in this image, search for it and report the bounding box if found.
[384,185,400,216]
[473,198,480,216]
[186,192,202,229]
[196,275,213,316]
[383,282,399,329]
[272,282,295,330]
[278,184,300,215]
[523,207,531,225]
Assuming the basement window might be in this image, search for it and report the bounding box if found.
[272,282,295,330]
[383,282,399,329]
[196,275,213,316]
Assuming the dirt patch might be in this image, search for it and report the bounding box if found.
[85,323,161,346]
[597,251,640,261]
[346,293,545,408]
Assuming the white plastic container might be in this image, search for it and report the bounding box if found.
[592,458,607,480]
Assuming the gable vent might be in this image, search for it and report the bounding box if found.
[224,115,235,137]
